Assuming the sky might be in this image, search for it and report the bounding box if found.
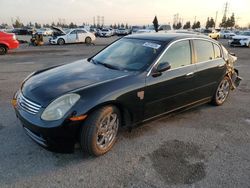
[0,0,249,27]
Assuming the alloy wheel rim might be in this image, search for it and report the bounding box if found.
[96,113,119,150]
[216,79,230,103]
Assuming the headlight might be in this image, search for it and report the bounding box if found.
[41,94,80,121]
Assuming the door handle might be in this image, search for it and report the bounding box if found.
[186,72,194,77]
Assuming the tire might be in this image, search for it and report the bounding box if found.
[57,38,65,45]
[85,37,92,44]
[0,45,8,55]
[216,36,219,40]
[211,77,231,106]
[80,105,120,156]
[223,35,226,39]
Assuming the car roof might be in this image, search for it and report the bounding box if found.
[125,33,213,44]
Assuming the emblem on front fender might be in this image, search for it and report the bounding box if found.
[137,91,144,100]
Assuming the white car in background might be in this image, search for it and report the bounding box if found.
[220,30,236,39]
[49,27,96,45]
[136,24,172,34]
[37,28,54,36]
[98,28,113,37]
[116,28,129,35]
[229,31,250,48]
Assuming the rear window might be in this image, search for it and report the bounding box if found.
[194,40,214,62]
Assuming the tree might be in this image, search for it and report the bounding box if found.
[69,22,77,28]
[206,17,215,29]
[13,18,24,28]
[125,23,128,29]
[196,21,201,29]
[176,22,182,29]
[183,21,191,29]
[35,22,41,29]
[152,16,159,32]
[220,16,227,28]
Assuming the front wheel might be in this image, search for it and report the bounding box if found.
[57,38,65,45]
[80,106,120,156]
[85,37,92,44]
[0,45,8,55]
[211,77,231,106]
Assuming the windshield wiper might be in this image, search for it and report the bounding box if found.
[91,59,121,70]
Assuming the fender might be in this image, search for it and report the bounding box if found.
[0,40,10,48]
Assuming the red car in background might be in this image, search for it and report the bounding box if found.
[0,31,19,55]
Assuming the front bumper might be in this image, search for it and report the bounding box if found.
[9,40,20,49]
[15,106,81,153]
[228,39,249,47]
[49,38,57,44]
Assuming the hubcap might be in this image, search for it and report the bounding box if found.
[216,79,230,103]
[96,113,119,150]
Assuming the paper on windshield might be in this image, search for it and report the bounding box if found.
[143,42,161,49]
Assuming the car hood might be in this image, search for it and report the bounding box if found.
[51,26,66,35]
[232,35,250,39]
[22,59,130,106]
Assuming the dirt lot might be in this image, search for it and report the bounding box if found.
[0,37,250,188]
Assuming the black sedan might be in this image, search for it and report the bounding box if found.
[12,33,241,156]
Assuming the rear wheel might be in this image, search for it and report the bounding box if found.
[0,45,8,55]
[85,37,92,44]
[212,77,231,106]
[57,38,65,45]
[80,105,120,156]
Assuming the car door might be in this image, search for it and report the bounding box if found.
[144,40,198,119]
[192,39,226,99]
[67,30,78,43]
[77,30,87,42]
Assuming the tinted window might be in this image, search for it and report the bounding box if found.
[194,40,214,62]
[214,44,221,58]
[158,40,191,69]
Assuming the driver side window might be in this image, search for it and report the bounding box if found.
[70,30,77,35]
[158,40,191,69]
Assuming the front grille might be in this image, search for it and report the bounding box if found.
[231,39,241,45]
[17,93,41,115]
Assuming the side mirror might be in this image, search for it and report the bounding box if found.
[152,62,171,77]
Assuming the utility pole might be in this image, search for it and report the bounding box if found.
[215,11,218,28]
[223,2,229,19]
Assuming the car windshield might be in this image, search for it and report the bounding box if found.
[91,38,164,71]
[65,29,71,34]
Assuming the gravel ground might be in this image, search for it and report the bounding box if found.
[0,37,250,188]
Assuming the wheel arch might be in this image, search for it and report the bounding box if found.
[0,42,9,49]
[85,101,134,128]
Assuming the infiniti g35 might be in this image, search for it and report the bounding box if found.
[12,33,241,156]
